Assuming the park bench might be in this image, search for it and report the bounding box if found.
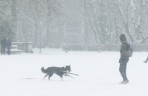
[10,45,22,54]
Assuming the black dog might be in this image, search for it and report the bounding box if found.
[41,65,73,80]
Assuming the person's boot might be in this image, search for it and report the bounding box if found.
[119,80,129,84]
[144,59,148,63]
[144,61,147,63]
[122,80,129,84]
[120,80,129,84]
[144,57,148,63]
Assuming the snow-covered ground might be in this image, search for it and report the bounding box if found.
[0,48,148,96]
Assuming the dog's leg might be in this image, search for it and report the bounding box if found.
[48,76,50,80]
[60,75,63,81]
[48,74,53,80]
[43,74,48,80]
[61,77,63,81]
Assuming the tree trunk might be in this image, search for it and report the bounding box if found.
[12,0,17,41]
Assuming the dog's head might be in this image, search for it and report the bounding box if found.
[65,65,71,72]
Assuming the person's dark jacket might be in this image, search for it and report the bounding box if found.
[6,39,11,49]
[119,34,130,63]
[1,38,6,47]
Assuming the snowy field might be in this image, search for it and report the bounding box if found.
[0,48,148,96]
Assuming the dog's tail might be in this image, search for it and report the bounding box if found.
[41,67,47,73]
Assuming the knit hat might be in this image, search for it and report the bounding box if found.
[120,34,126,42]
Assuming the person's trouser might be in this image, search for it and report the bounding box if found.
[119,62,128,81]
[1,47,5,55]
[7,48,11,55]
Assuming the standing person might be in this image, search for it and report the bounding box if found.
[144,57,148,63]
[144,56,148,63]
[144,48,148,63]
[0,35,6,55]
[6,38,11,55]
[119,34,130,84]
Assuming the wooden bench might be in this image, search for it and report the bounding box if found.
[10,45,22,54]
